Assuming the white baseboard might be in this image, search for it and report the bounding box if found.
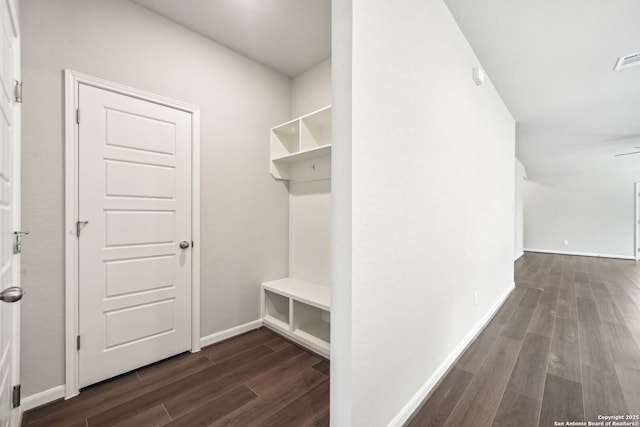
[524,248,635,260]
[388,281,515,427]
[514,251,524,261]
[200,319,263,348]
[22,384,65,411]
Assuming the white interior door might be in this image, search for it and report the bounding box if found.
[78,84,192,388]
[0,0,20,425]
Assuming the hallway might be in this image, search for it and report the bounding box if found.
[408,252,640,426]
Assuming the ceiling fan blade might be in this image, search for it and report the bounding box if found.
[614,151,640,157]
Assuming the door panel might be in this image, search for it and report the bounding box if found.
[105,109,176,155]
[78,84,191,388]
[105,255,174,297]
[105,211,175,246]
[105,161,175,199]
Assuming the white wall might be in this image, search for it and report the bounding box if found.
[288,58,332,288]
[515,158,526,260]
[291,57,332,118]
[20,0,291,397]
[523,171,639,259]
[332,0,515,424]
[330,0,353,424]
[290,180,331,287]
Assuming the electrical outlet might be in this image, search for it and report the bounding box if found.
[473,290,478,306]
[564,240,569,245]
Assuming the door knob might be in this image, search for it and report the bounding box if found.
[179,241,190,249]
[0,287,24,303]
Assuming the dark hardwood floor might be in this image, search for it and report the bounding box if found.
[23,253,640,426]
[22,328,329,427]
[408,252,640,427]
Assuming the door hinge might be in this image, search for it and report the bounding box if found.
[76,108,80,124]
[14,81,22,103]
[76,335,81,350]
[12,385,20,408]
[12,231,29,254]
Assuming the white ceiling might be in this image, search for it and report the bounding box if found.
[132,0,640,178]
[131,0,331,77]
[444,0,640,178]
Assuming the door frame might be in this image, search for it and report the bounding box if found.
[8,0,21,424]
[633,182,640,261]
[63,70,201,398]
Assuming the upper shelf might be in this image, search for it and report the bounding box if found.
[272,145,331,163]
[270,105,332,181]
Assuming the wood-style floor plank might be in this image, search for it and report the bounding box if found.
[164,385,257,427]
[615,365,640,416]
[24,357,208,427]
[506,332,550,400]
[527,287,559,338]
[491,389,540,427]
[312,360,331,376]
[539,374,584,427]
[444,336,522,427]
[574,272,595,300]
[112,404,171,427]
[211,368,328,427]
[601,321,640,370]
[406,367,473,427]
[590,282,626,325]
[24,328,329,427]
[556,279,578,322]
[456,321,504,374]
[578,322,615,372]
[260,380,330,427]
[576,297,601,326]
[501,288,542,341]
[88,345,277,426]
[581,365,627,422]
[547,317,581,383]
[202,328,276,363]
[606,281,640,320]
[162,345,306,419]
[492,288,527,327]
[246,351,322,396]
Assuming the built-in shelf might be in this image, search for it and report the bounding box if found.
[263,107,333,358]
[270,106,331,181]
[272,145,332,164]
[261,278,330,358]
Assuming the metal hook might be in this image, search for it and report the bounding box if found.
[76,221,89,238]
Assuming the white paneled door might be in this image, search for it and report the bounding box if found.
[0,0,20,425]
[78,84,192,388]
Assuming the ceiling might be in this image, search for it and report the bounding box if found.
[131,0,331,77]
[132,0,640,179]
[444,0,640,178]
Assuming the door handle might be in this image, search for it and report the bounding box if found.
[0,287,24,303]
[179,241,190,249]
